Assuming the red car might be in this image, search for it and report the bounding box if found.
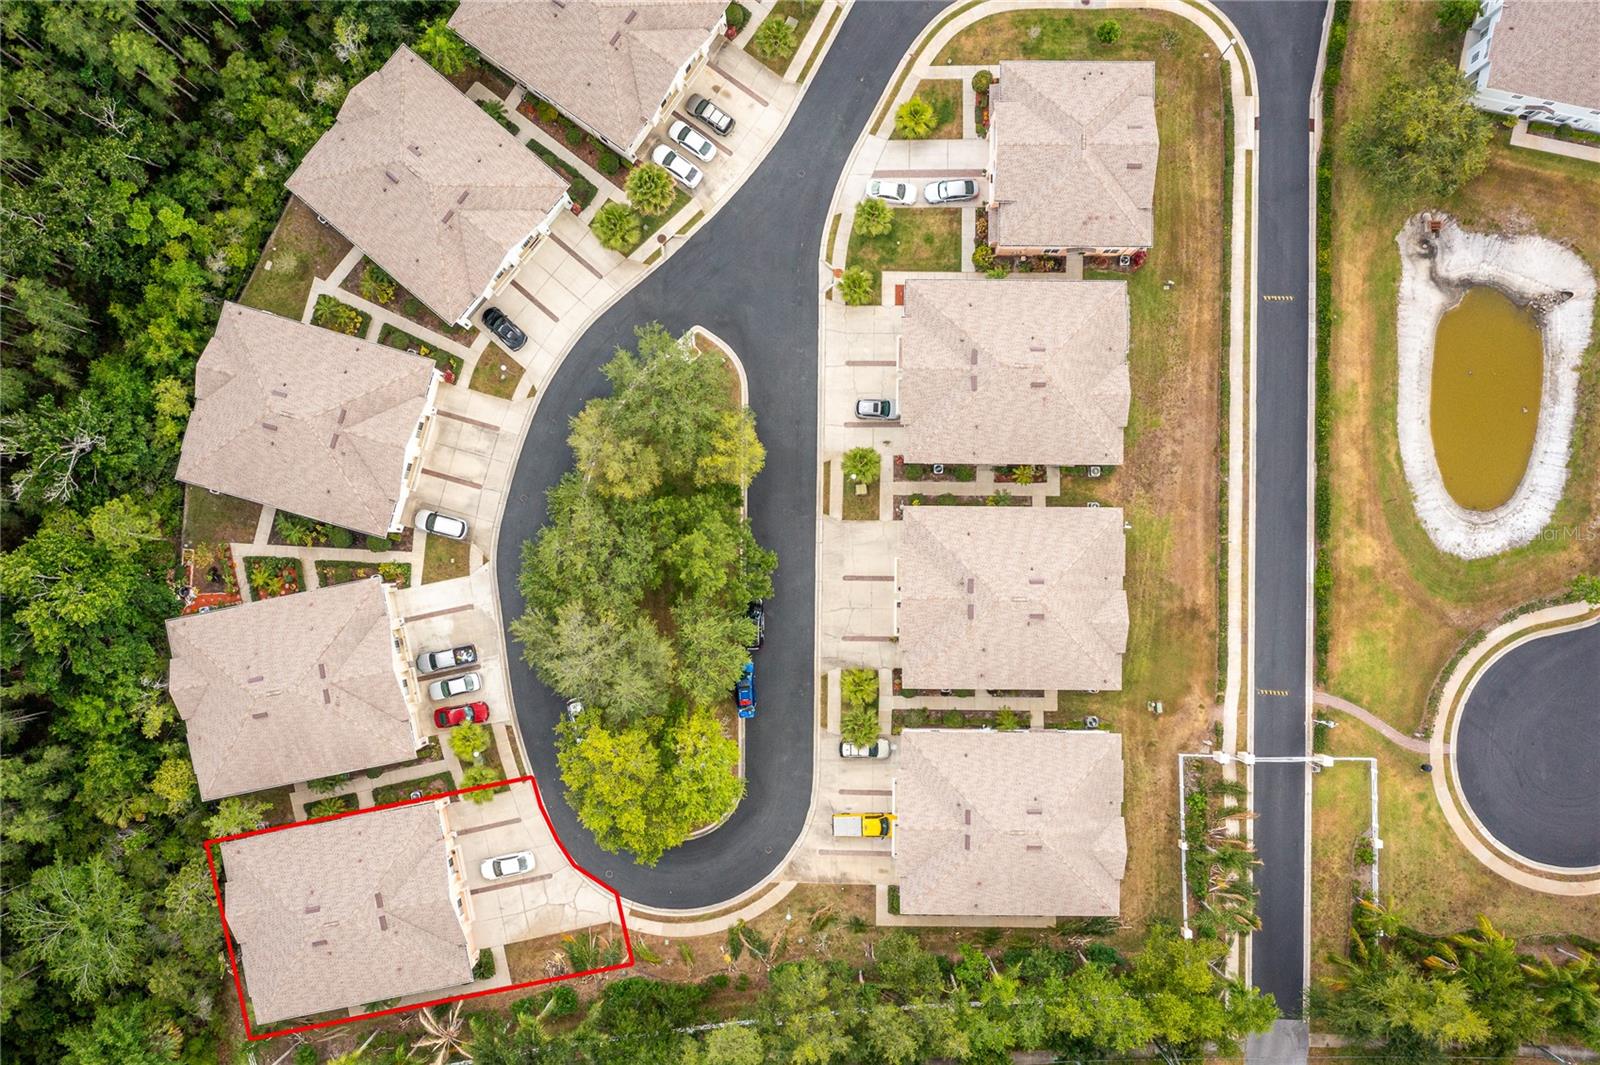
[434,701,490,728]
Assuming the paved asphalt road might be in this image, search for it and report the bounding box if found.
[1216,0,1326,1020]
[495,1,947,908]
[1456,621,1600,868]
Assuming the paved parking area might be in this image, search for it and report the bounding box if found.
[819,521,901,670]
[394,571,512,731]
[447,783,619,949]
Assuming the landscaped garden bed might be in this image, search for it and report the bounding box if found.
[234,785,297,828]
[893,491,1030,518]
[469,343,527,399]
[339,256,478,343]
[992,464,1046,484]
[378,322,464,383]
[315,559,412,589]
[443,61,515,101]
[892,707,1025,733]
[267,511,410,552]
[305,792,359,818]
[372,771,456,808]
[243,556,306,601]
[180,541,241,613]
[311,293,372,338]
[518,95,629,189]
[894,458,976,482]
[527,139,600,211]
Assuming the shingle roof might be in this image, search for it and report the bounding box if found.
[450,0,725,152]
[901,277,1130,466]
[176,302,436,537]
[286,46,569,323]
[220,801,471,1024]
[988,61,1158,250]
[167,579,419,800]
[894,730,1126,917]
[1484,1,1600,110]
[898,507,1127,691]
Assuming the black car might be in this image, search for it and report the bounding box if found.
[481,306,526,351]
[746,600,765,652]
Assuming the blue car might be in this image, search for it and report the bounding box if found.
[734,661,756,719]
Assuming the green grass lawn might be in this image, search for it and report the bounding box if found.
[845,208,962,304]
[894,79,963,140]
[469,343,527,399]
[422,532,471,585]
[749,0,823,76]
[628,188,694,254]
[842,478,880,521]
[236,197,351,319]
[182,485,261,545]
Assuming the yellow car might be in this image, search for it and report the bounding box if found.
[832,812,893,838]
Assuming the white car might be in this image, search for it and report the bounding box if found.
[415,509,468,541]
[855,398,898,420]
[427,671,481,701]
[651,144,703,189]
[564,699,584,720]
[923,178,979,204]
[865,179,916,206]
[667,119,716,162]
[480,851,534,880]
[840,739,892,759]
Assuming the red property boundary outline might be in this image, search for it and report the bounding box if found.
[203,774,635,1041]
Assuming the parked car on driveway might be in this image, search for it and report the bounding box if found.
[415,509,469,540]
[415,645,477,675]
[481,851,534,880]
[734,660,756,719]
[923,178,979,204]
[667,119,716,162]
[855,398,898,420]
[651,145,703,189]
[865,179,915,206]
[434,701,490,728]
[686,94,734,136]
[832,812,893,838]
[481,307,526,351]
[746,600,765,652]
[428,671,481,701]
[840,739,891,759]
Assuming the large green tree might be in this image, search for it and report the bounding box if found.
[1351,61,1494,200]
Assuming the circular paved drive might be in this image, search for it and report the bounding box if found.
[1455,620,1600,869]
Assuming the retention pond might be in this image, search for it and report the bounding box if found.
[1430,286,1543,512]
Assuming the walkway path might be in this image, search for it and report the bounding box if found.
[1312,692,1436,756]
[1511,119,1600,163]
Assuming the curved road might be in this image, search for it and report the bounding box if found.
[1216,0,1325,1021]
[496,1,946,908]
[1456,621,1600,869]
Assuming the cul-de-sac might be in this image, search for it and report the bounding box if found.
[3,1,1598,1062]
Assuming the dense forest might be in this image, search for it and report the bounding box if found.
[0,3,447,1060]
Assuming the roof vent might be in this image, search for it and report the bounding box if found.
[246,675,266,684]
[328,434,340,449]
[304,904,321,914]
[270,388,289,398]
[1027,577,1045,585]
[969,347,979,365]
[384,170,400,185]
[457,190,469,205]
[377,915,388,931]
[322,689,332,705]
[1126,162,1144,170]
[260,422,279,432]
[311,939,329,948]
[609,30,622,46]
[963,809,972,825]
[963,834,971,851]
[624,8,638,23]
[317,664,327,679]
[336,408,348,425]
[1028,612,1045,620]
[1029,380,1047,389]
[1025,844,1044,852]
[967,603,975,620]
[441,209,455,226]
[550,0,565,8]
[407,144,422,157]
[966,578,975,594]
[969,374,978,392]
[1025,805,1043,815]
[251,711,270,720]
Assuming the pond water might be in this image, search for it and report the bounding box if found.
[1430,286,1544,512]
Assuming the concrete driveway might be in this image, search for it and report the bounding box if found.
[448,783,619,949]
[819,521,901,671]
[395,570,512,730]
[646,45,790,203]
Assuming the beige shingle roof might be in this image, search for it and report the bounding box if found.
[901,277,1130,466]
[286,46,569,323]
[898,507,1127,691]
[894,729,1126,917]
[450,0,724,152]
[221,801,471,1024]
[1484,1,1600,110]
[168,579,419,800]
[176,303,436,537]
[988,61,1158,251]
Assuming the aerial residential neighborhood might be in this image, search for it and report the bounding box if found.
[2,2,1597,1064]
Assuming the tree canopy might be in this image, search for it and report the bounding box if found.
[513,325,773,863]
[1350,61,1494,200]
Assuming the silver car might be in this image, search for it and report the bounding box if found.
[686,93,734,136]
[427,671,481,701]
[651,145,703,189]
[855,398,898,420]
[667,119,716,162]
[923,178,979,204]
[865,179,915,206]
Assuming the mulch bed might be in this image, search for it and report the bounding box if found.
[894,457,977,482]
[893,492,1032,518]
[516,95,631,190]
[992,465,1046,484]
[339,257,479,344]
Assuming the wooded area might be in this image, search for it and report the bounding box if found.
[0,4,448,1060]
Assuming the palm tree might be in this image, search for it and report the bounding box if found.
[414,1001,468,1065]
[1523,951,1600,1030]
